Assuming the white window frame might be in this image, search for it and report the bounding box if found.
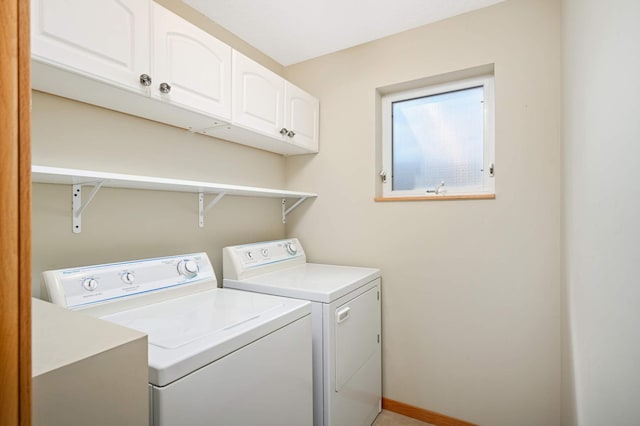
[381,75,495,198]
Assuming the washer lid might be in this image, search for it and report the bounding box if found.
[223,263,381,303]
[101,288,310,386]
[104,289,283,349]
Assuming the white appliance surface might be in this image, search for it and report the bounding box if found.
[225,263,380,303]
[103,287,309,386]
[223,239,382,426]
[223,238,381,303]
[41,252,313,425]
[151,313,312,425]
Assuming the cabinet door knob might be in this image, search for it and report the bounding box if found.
[159,82,172,94]
[287,130,296,138]
[279,128,288,135]
[139,74,152,86]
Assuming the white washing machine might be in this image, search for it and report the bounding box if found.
[223,239,382,426]
[41,252,313,426]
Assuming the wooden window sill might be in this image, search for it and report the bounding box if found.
[374,194,495,202]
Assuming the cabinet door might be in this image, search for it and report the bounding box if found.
[231,51,284,137]
[31,0,150,94]
[284,82,319,152]
[152,3,231,122]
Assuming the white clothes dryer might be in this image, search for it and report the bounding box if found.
[42,252,313,426]
[223,239,382,426]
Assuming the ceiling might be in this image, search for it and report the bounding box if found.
[183,0,505,66]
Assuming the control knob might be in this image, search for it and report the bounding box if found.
[261,248,269,257]
[82,278,98,291]
[121,272,135,284]
[177,259,199,278]
[285,241,298,255]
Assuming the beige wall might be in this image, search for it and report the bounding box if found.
[31,92,287,297]
[284,0,563,425]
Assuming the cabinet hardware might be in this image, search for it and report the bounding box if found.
[279,128,288,135]
[287,130,296,138]
[139,74,152,86]
[159,82,171,94]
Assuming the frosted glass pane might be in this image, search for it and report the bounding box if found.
[392,86,484,191]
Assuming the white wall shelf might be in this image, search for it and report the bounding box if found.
[32,165,316,232]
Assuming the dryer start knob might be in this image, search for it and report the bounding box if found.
[177,259,199,278]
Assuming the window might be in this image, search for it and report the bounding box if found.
[380,75,495,199]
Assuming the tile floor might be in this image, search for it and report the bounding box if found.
[373,410,434,425]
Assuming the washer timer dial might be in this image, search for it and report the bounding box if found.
[177,259,199,278]
[121,272,135,284]
[82,278,98,291]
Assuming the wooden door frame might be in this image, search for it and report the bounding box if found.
[0,0,32,424]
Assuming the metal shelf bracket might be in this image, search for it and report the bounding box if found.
[72,181,104,233]
[199,192,226,228]
[282,197,308,224]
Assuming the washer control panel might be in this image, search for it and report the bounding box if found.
[223,238,306,280]
[42,253,214,310]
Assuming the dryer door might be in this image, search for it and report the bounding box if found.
[334,285,380,391]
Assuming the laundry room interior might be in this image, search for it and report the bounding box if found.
[2,0,638,425]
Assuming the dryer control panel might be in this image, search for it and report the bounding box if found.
[42,253,215,311]
[223,239,306,280]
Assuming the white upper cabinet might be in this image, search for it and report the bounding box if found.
[214,51,318,154]
[151,3,231,121]
[31,0,229,130]
[231,51,285,138]
[284,82,319,152]
[31,0,318,155]
[32,0,150,94]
